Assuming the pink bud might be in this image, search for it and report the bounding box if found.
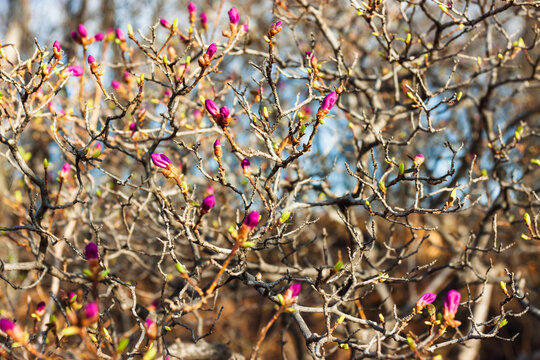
[67,65,84,77]
[219,106,230,119]
[214,139,221,148]
[0,318,24,343]
[60,162,71,179]
[321,91,337,112]
[111,80,120,90]
[205,99,220,118]
[160,19,172,29]
[241,158,251,175]
[444,290,461,319]
[35,301,46,317]
[145,318,157,339]
[164,89,172,97]
[85,242,99,260]
[200,12,208,29]
[228,7,239,25]
[242,23,249,32]
[71,31,81,43]
[94,33,104,41]
[78,24,88,38]
[283,283,301,304]
[151,153,172,169]
[269,21,282,36]
[188,2,197,15]
[53,40,61,53]
[83,302,99,323]
[415,293,437,312]
[116,28,126,41]
[87,55,96,64]
[201,194,216,213]
[0,318,15,333]
[206,43,217,60]
[243,210,260,229]
[414,154,424,168]
[123,71,131,82]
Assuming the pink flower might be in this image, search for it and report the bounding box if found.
[111,80,120,90]
[60,162,71,179]
[94,32,104,41]
[414,154,424,168]
[206,43,217,60]
[160,19,172,29]
[123,71,131,82]
[145,318,157,339]
[219,106,230,119]
[214,139,222,157]
[205,99,220,118]
[188,2,197,15]
[87,55,96,64]
[78,24,88,38]
[444,290,461,320]
[200,12,208,29]
[321,91,337,112]
[201,194,216,213]
[282,283,301,304]
[228,7,239,25]
[67,65,84,77]
[0,318,15,333]
[243,210,259,229]
[415,293,437,313]
[241,158,251,175]
[116,28,126,41]
[151,153,172,169]
[53,40,61,53]
[242,24,249,32]
[36,301,46,317]
[85,242,99,260]
[83,302,99,323]
[269,21,282,36]
[0,318,25,343]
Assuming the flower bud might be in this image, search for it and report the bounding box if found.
[59,162,71,180]
[214,139,223,158]
[160,19,172,29]
[116,28,126,41]
[94,33,104,41]
[145,318,157,340]
[282,283,301,305]
[85,242,99,261]
[88,54,96,64]
[443,290,461,327]
[413,154,424,168]
[243,210,260,229]
[201,194,216,214]
[200,12,208,30]
[53,40,62,58]
[111,80,120,90]
[415,293,436,313]
[0,318,25,343]
[269,21,283,37]
[78,24,88,38]
[82,302,99,324]
[206,43,217,60]
[205,99,220,118]
[228,7,239,26]
[151,153,172,169]
[67,65,84,77]
[241,158,251,175]
[188,2,197,17]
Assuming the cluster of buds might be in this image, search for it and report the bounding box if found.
[198,43,217,67]
[71,24,104,48]
[205,99,231,128]
[316,91,337,120]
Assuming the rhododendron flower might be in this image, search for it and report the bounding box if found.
[85,242,99,260]
[415,292,436,313]
[443,290,461,327]
[220,106,231,119]
[243,210,260,229]
[228,7,239,25]
[151,153,172,169]
[206,43,217,60]
[201,194,216,213]
[0,318,25,343]
[67,65,84,77]
[321,91,337,112]
[53,40,61,53]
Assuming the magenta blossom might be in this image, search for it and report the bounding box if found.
[444,290,461,319]
[205,99,220,118]
[241,158,251,175]
[220,106,231,119]
[85,242,99,260]
[415,292,437,312]
[282,283,301,304]
[228,7,239,25]
[78,24,88,38]
[414,154,425,168]
[321,91,337,112]
[53,40,61,53]
[67,65,84,77]
[160,19,172,29]
[201,194,216,213]
[94,32,104,41]
[151,153,172,169]
[188,2,197,15]
[145,318,157,339]
[206,43,217,60]
[83,302,99,323]
[0,318,24,342]
[243,210,260,229]
[269,21,282,36]
[200,12,208,29]
[111,80,120,90]
[60,162,71,179]
[116,28,126,41]
[0,318,15,333]
[87,54,96,64]
[36,301,46,315]
[242,23,249,32]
